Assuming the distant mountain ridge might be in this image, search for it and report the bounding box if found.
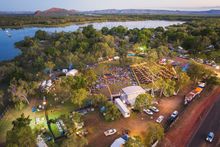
[1,8,220,16]
[34,8,77,16]
[83,9,220,15]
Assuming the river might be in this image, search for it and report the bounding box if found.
[0,20,184,61]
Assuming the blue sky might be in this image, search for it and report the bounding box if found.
[1,0,220,11]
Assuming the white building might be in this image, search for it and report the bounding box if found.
[115,98,130,118]
[111,137,126,147]
[120,86,145,106]
[66,69,78,76]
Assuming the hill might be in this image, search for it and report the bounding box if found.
[34,8,77,16]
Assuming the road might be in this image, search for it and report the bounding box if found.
[188,96,220,147]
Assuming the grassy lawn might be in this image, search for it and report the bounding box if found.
[0,99,74,145]
[50,123,61,138]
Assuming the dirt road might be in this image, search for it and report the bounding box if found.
[160,87,220,147]
[188,95,220,147]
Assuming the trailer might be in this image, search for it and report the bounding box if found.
[115,98,130,118]
[184,84,205,105]
[184,91,198,105]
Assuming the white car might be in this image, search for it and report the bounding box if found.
[149,106,159,113]
[143,109,153,115]
[104,129,117,136]
[156,115,164,123]
[206,132,214,143]
[171,110,178,118]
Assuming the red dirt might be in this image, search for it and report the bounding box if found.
[160,87,220,147]
[84,112,150,147]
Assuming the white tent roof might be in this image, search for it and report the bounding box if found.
[122,86,145,95]
[111,137,125,147]
[66,69,78,76]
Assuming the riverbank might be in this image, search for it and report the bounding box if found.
[0,20,184,62]
[0,14,206,29]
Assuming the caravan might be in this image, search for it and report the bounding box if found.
[114,98,130,118]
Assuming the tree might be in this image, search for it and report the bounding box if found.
[118,39,130,65]
[144,122,164,147]
[206,75,220,90]
[187,61,215,84]
[0,90,4,106]
[150,78,176,97]
[176,71,190,93]
[61,134,88,147]
[134,93,153,111]
[59,112,83,136]
[124,136,144,147]
[8,78,30,108]
[6,114,36,147]
[90,94,107,107]
[84,69,97,87]
[147,49,158,62]
[101,27,109,35]
[44,61,55,74]
[71,88,88,107]
[103,101,121,121]
[156,46,170,59]
[35,30,49,40]
[162,79,176,97]
[74,75,87,89]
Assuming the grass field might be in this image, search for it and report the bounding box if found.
[50,123,61,137]
[0,98,74,145]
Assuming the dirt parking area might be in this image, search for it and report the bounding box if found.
[84,85,193,147]
[84,112,149,147]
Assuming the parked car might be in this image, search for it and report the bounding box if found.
[156,115,164,123]
[149,106,159,113]
[77,109,88,115]
[206,132,214,143]
[171,110,178,118]
[104,129,117,136]
[143,108,153,115]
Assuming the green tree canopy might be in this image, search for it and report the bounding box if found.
[144,122,164,147]
[134,93,153,111]
[103,101,121,121]
[6,114,36,147]
[124,136,144,147]
[187,61,216,84]
[61,134,88,147]
[8,78,30,109]
[71,88,88,107]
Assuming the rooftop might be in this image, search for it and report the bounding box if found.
[122,86,145,95]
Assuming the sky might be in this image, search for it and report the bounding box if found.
[1,0,220,11]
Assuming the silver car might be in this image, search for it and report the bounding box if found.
[143,108,153,115]
[149,106,159,113]
[156,115,164,123]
